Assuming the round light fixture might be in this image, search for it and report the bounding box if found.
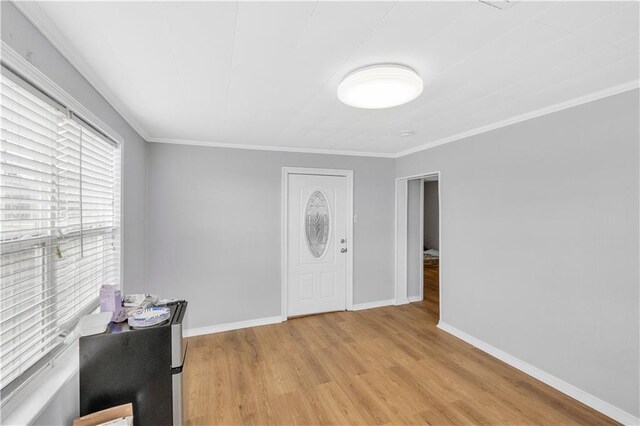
[337,64,423,109]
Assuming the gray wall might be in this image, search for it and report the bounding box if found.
[407,179,422,299]
[423,181,439,250]
[1,3,147,424]
[396,90,640,417]
[146,144,395,330]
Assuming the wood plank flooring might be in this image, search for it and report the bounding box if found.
[423,265,439,315]
[184,267,616,425]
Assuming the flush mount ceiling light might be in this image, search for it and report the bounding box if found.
[337,64,423,109]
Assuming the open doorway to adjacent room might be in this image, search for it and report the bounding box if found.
[396,172,440,323]
[421,176,440,317]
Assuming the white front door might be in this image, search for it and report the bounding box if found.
[287,173,348,317]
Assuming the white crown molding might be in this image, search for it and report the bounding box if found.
[14,1,639,159]
[184,316,282,338]
[143,80,640,159]
[12,1,150,141]
[394,80,640,159]
[438,322,640,426]
[148,136,394,158]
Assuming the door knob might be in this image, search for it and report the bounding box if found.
[340,239,346,244]
[340,248,347,253]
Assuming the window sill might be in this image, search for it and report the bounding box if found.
[1,339,79,425]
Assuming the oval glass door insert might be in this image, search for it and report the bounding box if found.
[305,191,330,258]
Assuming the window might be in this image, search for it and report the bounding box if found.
[0,68,121,398]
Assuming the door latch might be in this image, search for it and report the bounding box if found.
[340,248,347,253]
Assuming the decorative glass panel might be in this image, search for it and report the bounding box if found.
[305,191,330,258]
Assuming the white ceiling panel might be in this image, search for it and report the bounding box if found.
[18,1,640,156]
[227,2,317,121]
[573,2,640,47]
[532,1,629,34]
[160,2,238,121]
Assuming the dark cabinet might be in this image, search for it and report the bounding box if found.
[79,301,187,426]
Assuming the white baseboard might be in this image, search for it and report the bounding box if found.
[185,316,282,337]
[394,297,410,305]
[437,322,639,425]
[352,299,395,311]
[408,295,423,303]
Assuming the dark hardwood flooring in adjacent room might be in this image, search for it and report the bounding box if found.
[184,265,616,425]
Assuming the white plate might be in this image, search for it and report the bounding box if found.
[127,307,170,328]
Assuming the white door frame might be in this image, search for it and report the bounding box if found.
[281,167,354,321]
[419,178,425,302]
[395,171,441,320]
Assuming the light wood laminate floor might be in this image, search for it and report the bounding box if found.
[184,266,616,425]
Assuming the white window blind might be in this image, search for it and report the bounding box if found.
[0,69,121,396]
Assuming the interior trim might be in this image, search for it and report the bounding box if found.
[184,300,404,334]
[394,80,640,158]
[184,316,283,338]
[395,171,442,315]
[143,81,640,158]
[0,41,123,145]
[14,2,640,159]
[149,137,393,158]
[437,322,640,425]
[351,299,395,311]
[12,1,150,141]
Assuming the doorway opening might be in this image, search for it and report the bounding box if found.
[395,172,441,323]
[421,177,440,320]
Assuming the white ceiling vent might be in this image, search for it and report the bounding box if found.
[478,0,519,11]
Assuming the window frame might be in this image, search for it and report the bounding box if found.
[0,42,124,409]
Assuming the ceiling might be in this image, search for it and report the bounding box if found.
[16,1,640,157]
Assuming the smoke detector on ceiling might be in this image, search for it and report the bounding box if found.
[478,0,518,11]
